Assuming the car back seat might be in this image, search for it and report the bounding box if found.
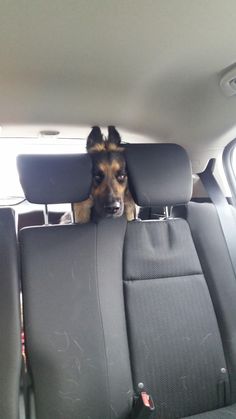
[125,144,236,418]
[18,146,236,418]
[18,154,133,419]
[0,208,22,418]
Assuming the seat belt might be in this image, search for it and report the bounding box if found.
[131,390,155,418]
[198,159,236,277]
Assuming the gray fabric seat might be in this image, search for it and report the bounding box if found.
[18,148,236,418]
[18,155,133,419]
[125,144,236,418]
[0,208,21,418]
[186,202,236,404]
[20,220,133,419]
[124,218,229,417]
[185,403,236,418]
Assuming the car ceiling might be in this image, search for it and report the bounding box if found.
[0,0,236,172]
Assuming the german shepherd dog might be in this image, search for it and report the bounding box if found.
[61,126,136,223]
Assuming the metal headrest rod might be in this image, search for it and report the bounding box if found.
[164,206,172,219]
[71,203,75,223]
[43,204,49,225]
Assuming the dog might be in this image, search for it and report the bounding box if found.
[61,126,136,224]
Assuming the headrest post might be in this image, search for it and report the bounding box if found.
[164,206,170,219]
[44,204,49,225]
[71,204,75,223]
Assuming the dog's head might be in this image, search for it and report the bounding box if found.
[87,126,128,218]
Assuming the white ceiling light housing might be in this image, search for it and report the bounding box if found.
[220,65,236,96]
[39,130,60,138]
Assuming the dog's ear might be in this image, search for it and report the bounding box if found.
[86,126,105,152]
[107,126,121,146]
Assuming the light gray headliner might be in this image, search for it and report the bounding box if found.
[1,0,236,172]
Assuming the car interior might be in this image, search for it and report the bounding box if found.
[2,1,236,418]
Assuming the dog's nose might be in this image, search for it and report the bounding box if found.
[104,201,121,215]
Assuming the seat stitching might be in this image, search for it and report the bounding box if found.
[124,272,203,282]
[94,223,112,419]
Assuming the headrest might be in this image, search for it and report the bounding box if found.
[17,154,92,204]
[125,144,192,206]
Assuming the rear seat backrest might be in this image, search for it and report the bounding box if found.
[20,221,133,419]
[125,144,230,417]
[18,154,133,419]
[0,208,21,419]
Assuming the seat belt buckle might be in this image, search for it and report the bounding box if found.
[132,390,155,418]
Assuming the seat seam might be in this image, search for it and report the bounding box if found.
[94,223,112,419]
[124,272,203,282]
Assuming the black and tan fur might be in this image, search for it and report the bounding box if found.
[62,126,136,224]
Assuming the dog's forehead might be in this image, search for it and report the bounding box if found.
[91,151,126,171]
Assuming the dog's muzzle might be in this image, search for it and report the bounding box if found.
[104,200,121,216]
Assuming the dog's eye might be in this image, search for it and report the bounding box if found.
[116,173,126,183]
[94,173,104,185]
